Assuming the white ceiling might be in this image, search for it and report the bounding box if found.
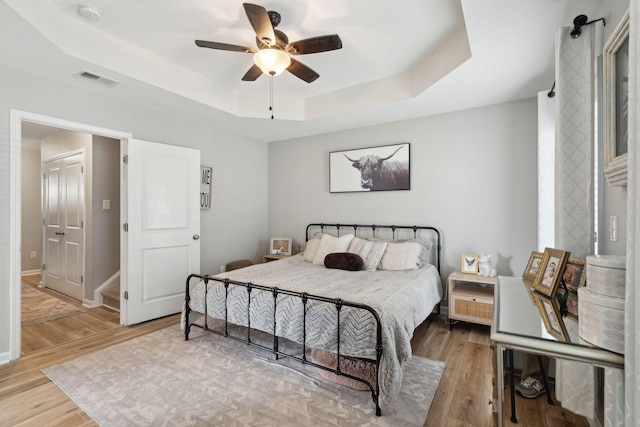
[2,0,599,142]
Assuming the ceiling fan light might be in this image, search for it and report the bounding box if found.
[253,48,291,76]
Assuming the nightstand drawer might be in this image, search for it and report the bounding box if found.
[451,294,493,323]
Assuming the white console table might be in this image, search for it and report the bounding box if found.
[490,276,624,426]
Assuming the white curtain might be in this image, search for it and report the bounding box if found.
[552,21,606,422]
[625,2,639,426]
[553,24,598,256]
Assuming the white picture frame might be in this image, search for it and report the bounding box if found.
[269,237,291,256]
[200,165,212,209]
[329,143,410,193]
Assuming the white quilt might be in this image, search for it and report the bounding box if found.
[183,254,442,408]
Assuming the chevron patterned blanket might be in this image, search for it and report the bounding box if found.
[183,254,442,408]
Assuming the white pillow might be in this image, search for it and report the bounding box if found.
[302,238,322,262]
[347,236,373,260]
[379,242,422,270]
[367,237,433,267]
[312,234,355,265]
[363,241,387,271]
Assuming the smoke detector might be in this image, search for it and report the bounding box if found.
[78,4,102,22]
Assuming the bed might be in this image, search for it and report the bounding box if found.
[182,223,443,415]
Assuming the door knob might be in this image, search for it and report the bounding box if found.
[193,234,200,240]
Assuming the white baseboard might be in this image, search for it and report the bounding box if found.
[83,298,101,308]
[0,351,11,365]
[21,269,40,276]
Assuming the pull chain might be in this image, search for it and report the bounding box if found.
[269,72,275,120]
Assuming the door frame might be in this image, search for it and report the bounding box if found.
[9,109,132,361]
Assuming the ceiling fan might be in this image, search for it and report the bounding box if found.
[195,3,342,83]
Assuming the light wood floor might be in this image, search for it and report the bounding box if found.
[2,276,589,426]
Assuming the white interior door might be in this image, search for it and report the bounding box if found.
[43,152,85,301]
[124,139,200,325]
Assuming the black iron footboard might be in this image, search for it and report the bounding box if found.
[184,273,384,416]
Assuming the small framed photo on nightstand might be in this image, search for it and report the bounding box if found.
[270,237,292,256]
[461,254,479,274]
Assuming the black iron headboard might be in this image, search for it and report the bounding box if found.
[305,223,442,275]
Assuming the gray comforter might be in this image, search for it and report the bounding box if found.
[182,255,442,408]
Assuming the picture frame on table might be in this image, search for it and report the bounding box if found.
[532,290,570,341]
[603,10,630,186]
[523,251,544,281]
[533,247,570,297]
[563,257,586,293]
[461,254,479,274]
[270,237,292,256]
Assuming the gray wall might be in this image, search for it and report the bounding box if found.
[0,64,269,357]
[268,98,539,280]
[20,143,41,272]
[91,136,120,296]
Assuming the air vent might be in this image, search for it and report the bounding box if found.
[75,70,120,87]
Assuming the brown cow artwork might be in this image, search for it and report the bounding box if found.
[329,143,410,192]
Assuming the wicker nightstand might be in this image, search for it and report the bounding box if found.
[447,271,497,330]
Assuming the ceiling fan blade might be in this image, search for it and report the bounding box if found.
[286,34,342,55]
[195,40,256,53]
[243,3,276,46]
[242,64,263,81]
[287,58,319,83]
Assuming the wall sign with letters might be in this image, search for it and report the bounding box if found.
[200,165,212,209]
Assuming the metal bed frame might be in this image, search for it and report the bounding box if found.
[184,223,442,416]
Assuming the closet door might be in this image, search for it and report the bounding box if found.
[43,152,85,301]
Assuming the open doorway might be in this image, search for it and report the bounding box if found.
[10,109,201,361]
[9,109,132,360]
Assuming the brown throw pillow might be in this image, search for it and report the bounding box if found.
[324,252,364,271]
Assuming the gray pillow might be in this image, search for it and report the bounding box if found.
[364,241,388,271]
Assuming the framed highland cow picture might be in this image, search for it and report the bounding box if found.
[329,143,410,193]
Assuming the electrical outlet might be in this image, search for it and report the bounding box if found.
[103,199,111,210]
[30,251,37,259]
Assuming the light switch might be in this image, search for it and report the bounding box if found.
[610,216,617,241]
[103,199,111,210]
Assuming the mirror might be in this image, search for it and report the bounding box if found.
[603,9,629,186]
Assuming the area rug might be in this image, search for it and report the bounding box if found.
[43,324,445,426]
[21,284,83,326]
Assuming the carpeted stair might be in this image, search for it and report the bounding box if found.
[102,287,120,311]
